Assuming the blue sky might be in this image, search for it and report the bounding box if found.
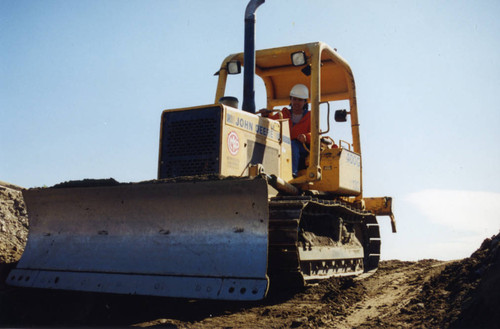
[1,0,499,261]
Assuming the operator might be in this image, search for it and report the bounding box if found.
[259,84,311,177]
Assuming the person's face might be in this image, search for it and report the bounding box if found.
[290,96,306,113]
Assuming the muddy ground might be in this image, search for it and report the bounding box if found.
[0,182,499,328]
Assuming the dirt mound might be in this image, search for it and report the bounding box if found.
[413,232,500,328]
[0,183,28,291]
[0,183,28,263]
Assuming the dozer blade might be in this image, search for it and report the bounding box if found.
[8,176,270,300]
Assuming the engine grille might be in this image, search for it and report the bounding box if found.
[159,106,221,178]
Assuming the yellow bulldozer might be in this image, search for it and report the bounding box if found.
[8,0,395,301]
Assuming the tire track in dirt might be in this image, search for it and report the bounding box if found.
[335,260,455,328]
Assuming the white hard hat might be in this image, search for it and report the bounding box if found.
[290,84,309,100]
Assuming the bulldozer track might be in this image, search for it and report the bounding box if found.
[268,196,380,286]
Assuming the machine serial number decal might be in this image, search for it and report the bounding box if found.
[227,131,240,155]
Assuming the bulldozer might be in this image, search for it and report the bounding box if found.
[8,0,395,301]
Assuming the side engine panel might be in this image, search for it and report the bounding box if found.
[158,104,293,181]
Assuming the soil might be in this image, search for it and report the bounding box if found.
[0,182,28,290]
[0,181,499,328]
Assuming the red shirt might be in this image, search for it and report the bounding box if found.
[270,108,311,143]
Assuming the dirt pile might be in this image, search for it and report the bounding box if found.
[0,182,28,289]
[413,232,500,328]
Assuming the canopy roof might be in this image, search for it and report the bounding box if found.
[216,42,356,108]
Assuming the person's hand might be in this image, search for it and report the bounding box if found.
[257,108,272,117]
[297,134,307,143]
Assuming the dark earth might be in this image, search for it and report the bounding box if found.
[1,181,499,328]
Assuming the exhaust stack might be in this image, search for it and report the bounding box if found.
[242,0,265,113]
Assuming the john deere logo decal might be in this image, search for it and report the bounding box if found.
[227,131,240,155]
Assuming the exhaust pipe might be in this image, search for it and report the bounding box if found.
[242,0,265,113]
